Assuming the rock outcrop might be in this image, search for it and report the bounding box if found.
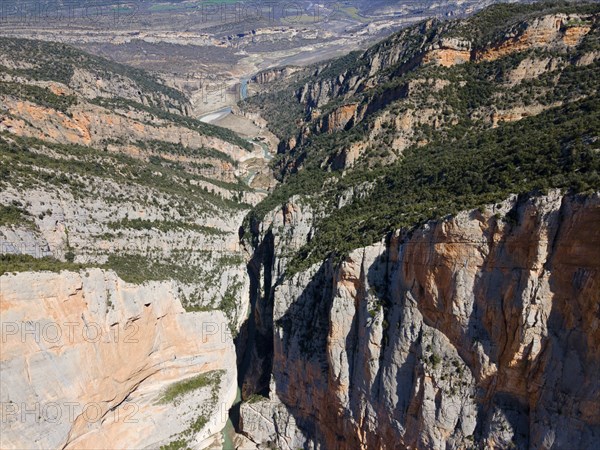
[317,103,359,134]
[251,67,301,85]
[245,8,599,170]
[240,191,600,449]
[0,96,248,170]
[2,5,599,450]
[421,38,471,67]
[475,14,593,61]
[0,269,237,449]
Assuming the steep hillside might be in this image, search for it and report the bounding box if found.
[0,37,253,157]
[243,2,600,271]
[243,1,599,173]
[0,38,271,320]
[0,38,269,450]
[236,3,600,449]
[241,189,600,450]
[0,37,188,112]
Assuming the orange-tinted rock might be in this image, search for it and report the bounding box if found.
[422,48,471,67]
[0,269,237,449]
[245,191,600,449]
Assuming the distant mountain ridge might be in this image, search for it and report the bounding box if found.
[244,1,599,172]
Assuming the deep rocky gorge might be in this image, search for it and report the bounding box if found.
[1,2,600,450]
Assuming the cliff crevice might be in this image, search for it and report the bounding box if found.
[239,191,600,449]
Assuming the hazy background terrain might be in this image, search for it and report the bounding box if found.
[0,0,513,114]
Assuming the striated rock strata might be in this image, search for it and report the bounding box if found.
[0,269,237,449]
[240,191,600,449]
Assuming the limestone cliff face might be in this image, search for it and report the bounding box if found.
[296,13,594,111]
[0,97,248,163]
[259,10,598,164]
[317,103,360,134]
[251,67,301,85]
[421,38,471,67]
[475,14,593,61]
[240,191,600,449]
[0,269,237,449]
[1,174,251,329]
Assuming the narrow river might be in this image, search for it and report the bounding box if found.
[221,386,242,449]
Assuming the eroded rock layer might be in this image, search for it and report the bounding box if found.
[240,191,600,449]
[0,269,237,449]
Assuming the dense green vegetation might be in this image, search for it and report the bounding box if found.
[0,37,186,109]
[0,203,34,227]
[106,218,225,235]
[0,254,87,276]
[0,82,77,113]
[306,97,598,269]
[105,255,201,284]
[158,370,224,405]
[449,1,600,45]
[247,96,600,273]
